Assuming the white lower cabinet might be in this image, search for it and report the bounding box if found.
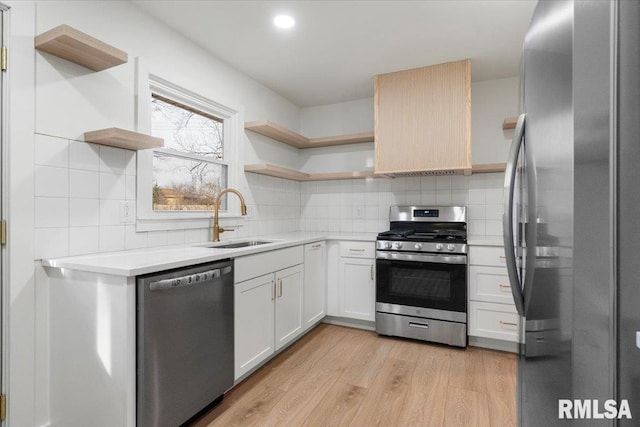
[274,265,304,351]
[303,241,326,330]
[468,244,522,347]
[234,246,305,380]
[339,255,375,322]
[235,273,276,378]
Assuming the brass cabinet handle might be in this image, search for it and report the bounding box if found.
[370,264,374,280]
[500,320,518,327]
[312,243,322,249]
[350,248,365,252]
[272,280,276,301]
[278,279,283,297]
[499,256,507,260]
[499,284,511,291]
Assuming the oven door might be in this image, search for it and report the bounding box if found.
[375,251,467,314]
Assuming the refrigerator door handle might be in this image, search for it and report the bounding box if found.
[503,113,526,316]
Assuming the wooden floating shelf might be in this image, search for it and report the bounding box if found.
[35,24,128,71]
[502,116,518,130]
[245,120,374,149]
[244,164,376,182]
[471,163,507,174]
[84,128,163,151]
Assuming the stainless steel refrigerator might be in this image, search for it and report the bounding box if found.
[503,0,640,425]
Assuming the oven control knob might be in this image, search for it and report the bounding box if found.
[393,242,403,249]
[383,242,392,249]
[414,243,423,250]
[447,244,456,251]
[436,243,444,251]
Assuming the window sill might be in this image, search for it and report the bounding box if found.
[136,214,246,232]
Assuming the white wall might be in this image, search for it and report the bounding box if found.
[471,76,520,164]
[31,1,304,260]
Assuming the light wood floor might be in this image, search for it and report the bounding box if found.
[191,324,517,427]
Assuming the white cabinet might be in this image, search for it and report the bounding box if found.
[468,245,522,346]
[338,241,376,322]
[234,246,304,379]
[235,273,276,378]
[275,265,304,351]
[303,241,326,330]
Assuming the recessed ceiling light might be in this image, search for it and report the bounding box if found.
[273,15,295,29]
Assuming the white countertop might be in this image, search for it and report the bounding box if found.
[41,232,377,277]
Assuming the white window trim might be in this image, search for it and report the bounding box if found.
[134,59,244,232]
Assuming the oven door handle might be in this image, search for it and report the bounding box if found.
[375,251,467,265]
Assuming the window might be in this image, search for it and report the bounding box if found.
[150,94,228,211]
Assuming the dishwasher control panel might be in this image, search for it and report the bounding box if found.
[149,265,232,291]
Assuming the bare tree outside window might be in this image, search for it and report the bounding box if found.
[151,95,228,211]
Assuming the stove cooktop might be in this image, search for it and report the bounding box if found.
[376,229,467,243]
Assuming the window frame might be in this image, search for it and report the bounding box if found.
[136,71,242,232]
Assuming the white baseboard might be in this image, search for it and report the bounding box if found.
[322,316,376,331]
[469,335,520,353]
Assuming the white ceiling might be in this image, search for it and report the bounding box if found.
[133,1,537,107]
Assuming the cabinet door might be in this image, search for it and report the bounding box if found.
[275,264,304,351]
[339,258,375,321]
[304,242,326,330]
[234,273,276,379]
[374,59,471,175]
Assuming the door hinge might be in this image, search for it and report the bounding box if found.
[1,46,6,72]
[0,394,6,421]
[0,220,6,245]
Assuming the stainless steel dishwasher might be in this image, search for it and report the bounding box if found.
[137,260,234,427]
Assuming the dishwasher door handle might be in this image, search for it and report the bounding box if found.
[149,266,232,291]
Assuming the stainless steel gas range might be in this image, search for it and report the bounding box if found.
[375,206,467,347]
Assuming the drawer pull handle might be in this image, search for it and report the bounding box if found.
[370,264,374,280]
[499,256,507,260]
[409,322,429,329]
[350,248,365,252]
[312,244,322,249]
[499,284,510,288]
[500,321,518,327]
[272,280,276,301]
[278,279,283,298]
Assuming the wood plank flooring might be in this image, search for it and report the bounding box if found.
[191,324,517,427]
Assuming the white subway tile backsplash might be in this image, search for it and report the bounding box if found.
[485,204,503,220]
[69,141,100,171]
[99,173,126,200]
[485,220,503,237]
[35,227,69,259]
[35,166,69,198]
[147,231,168,248]
[406,177,421,191]
[468,205,487,220]
[124,151,137,175]
[485,188,503,204]
[435,176,451,190]
[421,176,437,191]
[99,200,122,226]
[99,226,125,252]
[125,175,136,200]
[99,146,126,173]
[35,134,69,168]
[166,230,186,246]
[451,175,469,190]
[436,191,452,205]
[365,205,378,220]
[451,189,469,205]
[69,227,99,256]
[69,199,100,227]
[35,197,69,228]
[70,169,100,199]
[421,191,437,205]
[468,188,486,205]
[469,220,486,236]
[125,225,148,250]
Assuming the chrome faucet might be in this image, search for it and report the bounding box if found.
[213,188,248,242]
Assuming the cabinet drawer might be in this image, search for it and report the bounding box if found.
[469,246,507,267]
[469,301,521,343]
[235,245,303,283]
[339,241,375,259]
[469,265,514,305]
